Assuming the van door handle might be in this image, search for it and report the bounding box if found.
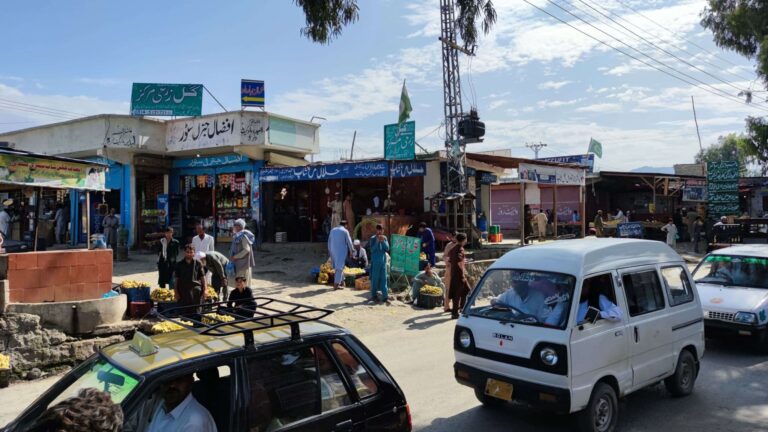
[334,419,354,431]
[614,330,623,337]
[633,327,639,343]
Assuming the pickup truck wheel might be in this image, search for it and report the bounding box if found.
[577,383,618,432]
[474,388,505,408]
[664,350,696,397]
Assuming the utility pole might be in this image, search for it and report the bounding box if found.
[526,142,547,159]
[439,0,469,194]
[690,96,703,153]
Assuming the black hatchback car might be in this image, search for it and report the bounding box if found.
[5,298,411,432]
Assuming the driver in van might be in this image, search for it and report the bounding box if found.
[147,374,217,432]
[491,279,545,316]
[576,278,623,324]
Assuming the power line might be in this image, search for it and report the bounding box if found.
[567,0,750,96]
[527,0,768,113]
[0,97,85,117]
[0,102,80,120]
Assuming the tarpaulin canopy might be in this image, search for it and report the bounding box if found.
[0,147,108,191]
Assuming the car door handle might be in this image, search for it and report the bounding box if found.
[634,327,639,343]
[614,330,623,337]
[334,419,354,432]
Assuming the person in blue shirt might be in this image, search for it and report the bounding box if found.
[368,224,390,304]
[418,222,436,266]
[572,210,580,223]
[576,278,623,324]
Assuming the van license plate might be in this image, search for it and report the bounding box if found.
[485,378,513,401]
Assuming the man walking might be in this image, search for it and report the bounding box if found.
[534,209,548,241]
[442,234,458,313]
[174,244,208,314]
[102,208,119,251]
[594,210,605,237]
[328,192,343,228]
[368,224,390,304]
[196,250,230,300]
[448,233,470,319]
[191,222,215,253]
[157,227,180,288]
[327,220,354,290]
[693,216,704,253]
[418,222,436,266]
[230,219,256,288]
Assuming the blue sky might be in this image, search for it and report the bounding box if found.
[1,0,766,171]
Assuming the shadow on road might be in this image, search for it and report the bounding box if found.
[402,311,451,330]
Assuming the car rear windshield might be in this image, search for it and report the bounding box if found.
[693,255,768,289]
[49,356,140,407]
[466,269,576,329]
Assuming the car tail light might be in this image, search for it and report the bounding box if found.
[406,403,412,431]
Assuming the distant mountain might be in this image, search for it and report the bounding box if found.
[629,166,674,174]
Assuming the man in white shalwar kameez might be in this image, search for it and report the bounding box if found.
[327,220,354,290]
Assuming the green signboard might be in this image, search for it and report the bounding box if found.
[707,161,740,217]
[384,121,415,160]
[390,234,421,276]
[130,83,203,116]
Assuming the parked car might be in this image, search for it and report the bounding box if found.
[691,244,768,352]
[5,299,411,432]
[454,238,704,432]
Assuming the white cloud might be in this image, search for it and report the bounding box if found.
[77,77,121,86]
[537,98,582,109]
[489,100,508,110]
[538,80,572,90]
[576,103,623,113]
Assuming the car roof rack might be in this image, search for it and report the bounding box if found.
[158,297,334,347]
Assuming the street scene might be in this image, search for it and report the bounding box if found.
[1,1,768,431]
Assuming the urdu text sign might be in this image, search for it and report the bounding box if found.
[384,121,415,160]
[131,83,203,116]
[241,80,265,108]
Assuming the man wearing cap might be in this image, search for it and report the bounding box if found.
[230,219,256,288]
[196,250,230,300]
[327,220,354,290]
[0,199,13,239]
[418,222,436,266]
[368,224,390,304]
[346,239,368,269]
[328,192,343,228]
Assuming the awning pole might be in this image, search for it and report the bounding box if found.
[520,183,526,246]
[86,191,91,250]
[33,187,42,251]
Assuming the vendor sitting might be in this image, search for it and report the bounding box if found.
[407,263,445,305]
[346,239,369,269]
[225,276,256,317]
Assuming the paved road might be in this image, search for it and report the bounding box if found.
[1,311,767,431]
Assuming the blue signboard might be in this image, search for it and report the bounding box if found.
[260,161,426,183]
[478,172,498,184]
[241,79,265,108]
[384,121,416,160]
[617,222,644,238]
[172,153,248,169]
[537,154,595,173]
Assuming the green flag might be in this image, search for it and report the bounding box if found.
[398,79,412,125]
[588,138,603,158]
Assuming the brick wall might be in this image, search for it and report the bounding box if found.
[1,250,113,303]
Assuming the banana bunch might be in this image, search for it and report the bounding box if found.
[0,354,9,369]
[121,280,151,289]
[317,272,329,284]
[420,285,443,296]
[150,288,175,303]
[202,313,235,325]
[343,267,366,276]
[420,252,427,261]
[205,287,218,301]
[151,320,193,334]
[320,260,334,274]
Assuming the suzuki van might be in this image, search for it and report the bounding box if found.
[453,238,704,432]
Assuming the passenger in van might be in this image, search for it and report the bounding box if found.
[147,374,217,432]
[576,279,623,324]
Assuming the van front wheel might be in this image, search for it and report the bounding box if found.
[577,383,618,432]
[664,350,696,397]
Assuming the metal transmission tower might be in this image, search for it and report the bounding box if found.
[439,0,470,194]
[526,142,547,159]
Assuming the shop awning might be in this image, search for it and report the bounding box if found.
[466,153,578,169]
[260,160,426,183]
[0,147,108,191]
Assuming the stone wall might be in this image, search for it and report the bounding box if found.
[0,249,113,303]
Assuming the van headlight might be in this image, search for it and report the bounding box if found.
[458,329,472,348]
[734,312,758,325]
[540,347,558,366]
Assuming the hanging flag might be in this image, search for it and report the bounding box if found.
[398,79,412,125]
[588,138,603,158]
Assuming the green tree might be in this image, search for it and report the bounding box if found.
[294,0,496,49]
[695,133,755,175]
[701,1,768,173]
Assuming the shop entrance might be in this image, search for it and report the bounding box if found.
[179,170,252,244]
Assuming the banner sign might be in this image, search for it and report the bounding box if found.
[707,161,740,217]
[390,234,421,276]
[172,153,248,169]
[260,161,426,183]
[478,171,498,184]
[537,154,595,173]
[0,154,106,190]
[384,121,415,160]
[617,222,644,238]
[519,163,585,186]
[241,79,265,107]
[131,83,203,116]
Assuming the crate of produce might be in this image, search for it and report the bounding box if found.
[121,280,151,302]
[129,301,152,319]
[0,354,10,388]
[354,276,371,291]
[417,293,443,309]
[489,225,501,234]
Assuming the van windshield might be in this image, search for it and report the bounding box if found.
[693,255,768,289]
[466,269,576,329]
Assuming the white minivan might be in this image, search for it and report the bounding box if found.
[454,238,705,432]
[691,244,768,352]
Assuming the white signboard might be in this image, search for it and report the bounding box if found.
[166,113,240,152]
[519,163,585,186]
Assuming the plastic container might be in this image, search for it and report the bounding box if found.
[123,287,151,303]
[155,301,178,315]
[129,301,152,319]
[489,225,501,234]
[418,293,443,309]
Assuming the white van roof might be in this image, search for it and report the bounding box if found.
[710,244,768,258]
[488,238,682,277]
